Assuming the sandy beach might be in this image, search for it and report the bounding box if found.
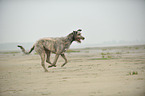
[0,45,145,96]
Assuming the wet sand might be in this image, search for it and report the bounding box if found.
[0,45,145,96]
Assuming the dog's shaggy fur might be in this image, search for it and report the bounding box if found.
[18,29,85,72]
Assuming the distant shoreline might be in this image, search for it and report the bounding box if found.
[0,42,145,52]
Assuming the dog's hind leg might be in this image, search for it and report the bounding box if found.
[61,54,68,67]
[45,50,52,64]
[35,44,48,72]
[48,54,59,68]
[40,52,48,72]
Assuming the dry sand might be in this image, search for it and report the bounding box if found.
[0,45,145,96]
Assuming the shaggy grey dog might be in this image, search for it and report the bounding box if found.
[18,29,85,72]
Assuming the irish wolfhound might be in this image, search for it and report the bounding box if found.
[18,29,85,72]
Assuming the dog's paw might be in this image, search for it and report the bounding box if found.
[48,65,56,68]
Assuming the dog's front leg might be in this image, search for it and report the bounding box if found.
[48,54,59,68]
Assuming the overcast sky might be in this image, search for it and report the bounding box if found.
[0,0,145,45]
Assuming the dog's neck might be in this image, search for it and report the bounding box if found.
[62,33,75,50]
[66,32,75,43]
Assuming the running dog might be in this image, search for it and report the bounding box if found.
[18,29,85,72]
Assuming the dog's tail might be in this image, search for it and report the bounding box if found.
[17,45,35,55]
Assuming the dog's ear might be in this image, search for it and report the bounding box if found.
[77,29,82,32]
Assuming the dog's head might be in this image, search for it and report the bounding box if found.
[72,29,85,43]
